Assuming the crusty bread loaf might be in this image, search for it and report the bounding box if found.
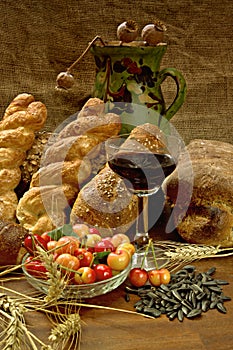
[0,93,47,222]
[163,139,233,247]
[124,122,168,153]
[70,166,138,236]
[70,123,168,236]
[16,184,78,234]
[17,98,121,234]
[0,220,28,266]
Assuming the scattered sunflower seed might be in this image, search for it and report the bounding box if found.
[126,265,231,322]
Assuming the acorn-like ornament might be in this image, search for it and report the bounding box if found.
[117,20,139,43]
[56,71,75,90]
[141,20,167,46]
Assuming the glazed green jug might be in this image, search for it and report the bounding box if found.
[90,42,186,133]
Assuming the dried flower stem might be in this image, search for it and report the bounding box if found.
[67,35,105,73]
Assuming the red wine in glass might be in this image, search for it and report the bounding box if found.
[108,151,176,194]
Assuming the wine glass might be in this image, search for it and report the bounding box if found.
[105,130,182,270]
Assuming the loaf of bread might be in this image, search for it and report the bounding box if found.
[163,139,233,247]
[0,93,47,222]
[17,98,122,234]
[0,220,29,266]
[70,166,138,236]
[70,123,168,236]
[124,122,168,153]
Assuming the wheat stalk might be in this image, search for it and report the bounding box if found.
[35,246,68,304]
[0,293,46,350]
[47,312,82,350]
[151,241,233,271]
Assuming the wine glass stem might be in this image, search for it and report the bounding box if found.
[134,195,149,243]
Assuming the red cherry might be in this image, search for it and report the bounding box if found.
[129,268,148,287]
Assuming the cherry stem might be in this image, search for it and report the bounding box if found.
[90,253,96,267]
[67,35,105,73]
[149,239,159,270]
[140,240,150,270]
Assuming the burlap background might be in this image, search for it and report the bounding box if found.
[1,0,232,145]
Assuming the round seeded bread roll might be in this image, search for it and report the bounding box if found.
[163,139,233,247]
[70,166,138,236]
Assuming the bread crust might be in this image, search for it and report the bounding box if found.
[17,98,122,234]
[0,220,28,266]
[30,159,92,188]
[70,166,138,236]
[163,139,233,247]
[17,184,78,234]
[0,93,47,222]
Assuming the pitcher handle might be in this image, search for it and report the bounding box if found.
[157,68,187,121]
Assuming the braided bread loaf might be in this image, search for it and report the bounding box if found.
[17,98,122,234]
[0,93,47,221]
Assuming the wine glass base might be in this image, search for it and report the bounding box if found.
[131,247,168,271]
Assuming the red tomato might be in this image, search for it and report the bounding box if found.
[24,234,48,256]
[93,264,113,281]
[148,268,171,287]
[75,266,96,284]
[24,256,47,279]
[129,268,148,287]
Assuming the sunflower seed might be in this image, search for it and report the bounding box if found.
[131,265,229,322]
[206,267,216,275]
[216,303,227,314]
[186,308,202,318]
[171,290,182,301]
[178,309,184,322]
[168,311,177,320]
[215,279,229,285]
[201,299,210,312]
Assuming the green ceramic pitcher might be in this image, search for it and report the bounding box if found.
[90,42,186,133]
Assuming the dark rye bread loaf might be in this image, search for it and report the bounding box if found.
[0,221,28,266]
[163,139,233,247]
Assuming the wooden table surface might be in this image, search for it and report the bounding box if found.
[1,252,232,350]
